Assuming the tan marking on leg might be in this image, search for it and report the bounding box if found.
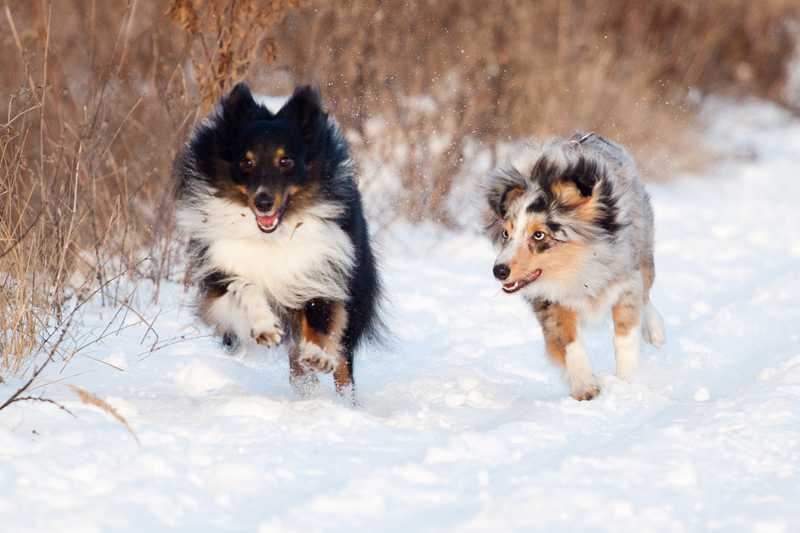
[300,313,326,348]
[533,298,599,400]
[641,255,656,297]
[532,299,578,369]
[299,302,352,399]
[613,289,643,379]
[318,303,353,399]
[300,302,347,360]
[612,290,643,338]
[333,358,354,397]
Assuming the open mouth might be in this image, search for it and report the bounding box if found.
[502,269,542,293]
[255,205,286,233]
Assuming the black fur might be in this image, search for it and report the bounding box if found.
[545,220,562,234]
[175,83,381,377]
[592,178,625,235]
[527,196,550,214]
[304,298,335,335]
[533,155,600,201]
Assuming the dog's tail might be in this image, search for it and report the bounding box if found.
[642,300,666,348]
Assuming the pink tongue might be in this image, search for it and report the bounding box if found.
[503,270,541,291]
[257,213,279,227]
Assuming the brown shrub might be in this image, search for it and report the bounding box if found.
[167,0,301,113]
[0,0,798,377]
[0,0,295,381]
[273,0,800,224]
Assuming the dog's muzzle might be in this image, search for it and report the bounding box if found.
[252,192,288,233]
[255,210,283,233]
[501,269,542,293]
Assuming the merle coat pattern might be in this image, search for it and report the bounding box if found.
[483,133,666,400]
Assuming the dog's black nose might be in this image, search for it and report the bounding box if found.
[253,192,275,213]
[493,264,510,280]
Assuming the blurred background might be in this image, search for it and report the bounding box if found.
[1,0,799,374]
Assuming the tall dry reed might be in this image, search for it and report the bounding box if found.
[0,0,295,404]
[273,0,800,225]
[0,0,798,396]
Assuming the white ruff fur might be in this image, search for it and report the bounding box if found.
[563,331,599,398]
[613,325,641,379]
[177,193,355,309]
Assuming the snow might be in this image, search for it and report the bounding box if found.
[3,99,800,532]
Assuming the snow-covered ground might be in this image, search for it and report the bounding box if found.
[2,100,800,532]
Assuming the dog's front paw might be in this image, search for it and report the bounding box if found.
[297,342,339,374]
[571,382,601,401]
[564,345,600,401]
[250,313,283,347]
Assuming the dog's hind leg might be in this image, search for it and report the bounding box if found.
[532,298,600,401]
[640,257,666,348]
[288,345,320,396]
[333,351,355,405]
[295,299,353,402]
[642,300,666,348]
[612,289,643,379]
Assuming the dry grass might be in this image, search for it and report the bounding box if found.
[68,384,139,444]
[168,0,302,113]
[0,0,294,402]
[0,83,85,377]
[274,0,800,224]
[0,1,798,397]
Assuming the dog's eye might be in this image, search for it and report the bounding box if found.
[533,231,545,241]
[501,229,509,240]
[239,158,253,171]
[279,157,294,169]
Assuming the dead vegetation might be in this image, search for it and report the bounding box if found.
[68,384,139,444]
[0,0,798,404]
[274,0,800,224]
[0,0,294,409]
[167,0,301,113]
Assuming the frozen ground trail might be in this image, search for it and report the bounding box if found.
[2,100,800,532]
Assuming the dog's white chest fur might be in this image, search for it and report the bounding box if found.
[177,195,355,308]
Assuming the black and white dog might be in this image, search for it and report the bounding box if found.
[174,83,381,401]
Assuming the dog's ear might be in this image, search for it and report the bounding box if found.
[561,157,599,198]
[276,85,324,141]
[534,154,597,200]
[222,82,259,130]
[484,169,529,220]
[483,169,528,243]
